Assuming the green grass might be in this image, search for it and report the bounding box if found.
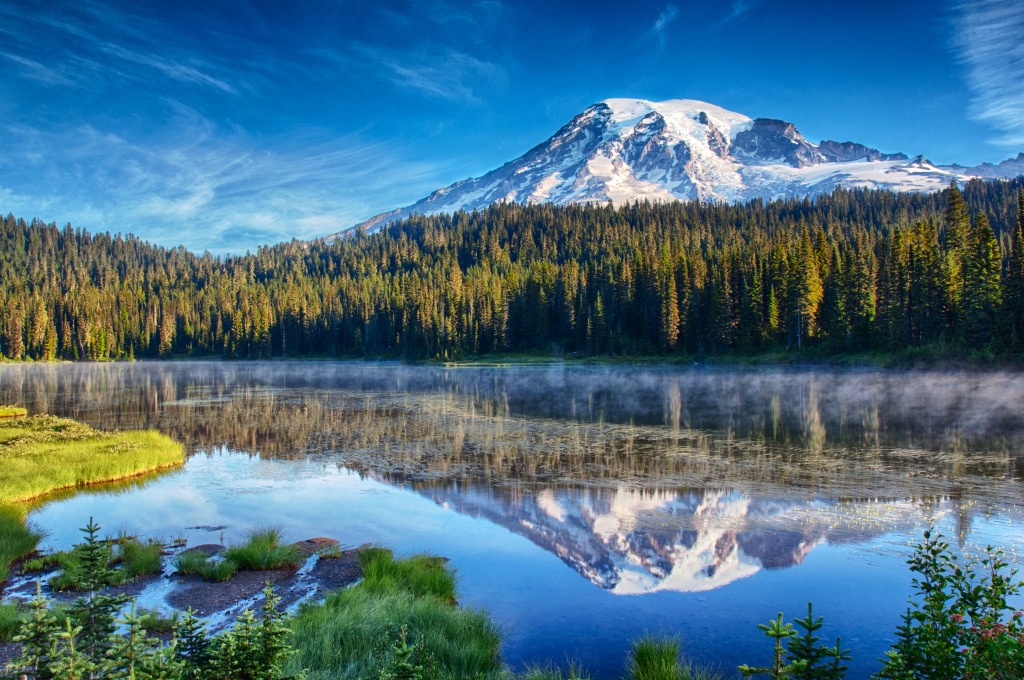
[286,548,502,679]
[20,551,63,574]
[172,549,210,576]
[626,636,723,680]
[172,550,237,581]
[116,538,164,578]
[520,662,592,679]
[357,547,457,603]
[48,535,163,590]
[0,412,185,504]
[0,406,27,418]
[0,505,44,582]
[0,602,24,642]
[138,608,180,634]
[224,526,305,571]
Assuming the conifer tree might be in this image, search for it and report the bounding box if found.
[9,582,61,680]
[67,518,130,666]
[1004,188,1024,343]
[963,213,1002,346]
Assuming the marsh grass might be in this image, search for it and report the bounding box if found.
[286,548,502,679]
[115,538,163,578]
[627,635,684,680]
[0,406,27,418]
[224,527,305,571]
[137,608,180,633]
[20,551,63,574]
[520,661,592,679]
[0,505,44,582]
[0,413,184,504]
[626,636,723,680]
[0,602,24,642]
[173,550,237,581]
[172,550,209,576]
[48,534,163,590]
[358,547,457,603]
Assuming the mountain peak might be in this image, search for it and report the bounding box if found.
[329,99,1023,238]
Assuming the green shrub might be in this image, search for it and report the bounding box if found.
[877,529,1024,680]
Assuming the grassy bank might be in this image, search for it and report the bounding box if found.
[286,547,503,679]
[0,411,185,505]
[0,406,27,418]
[0,506,43,582]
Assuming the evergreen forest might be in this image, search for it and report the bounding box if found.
[2,179,1023,362]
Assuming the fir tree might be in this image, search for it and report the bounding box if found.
[9,582,61,680]
[1004,188,1024,344]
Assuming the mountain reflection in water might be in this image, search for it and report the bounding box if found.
[1,361,1021,596]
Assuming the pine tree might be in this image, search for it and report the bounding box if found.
[67,518,130,666]
[1004,188,1024,344]
[942,180,971,331]
[963,213,1002,346]
[10,582,61,680]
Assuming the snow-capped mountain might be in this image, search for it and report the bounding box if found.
[406,482,934,594]
[334,98,1023,236]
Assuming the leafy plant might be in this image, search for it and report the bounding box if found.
[877,529,1024,680]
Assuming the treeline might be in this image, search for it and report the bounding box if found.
[1,179,1023,361]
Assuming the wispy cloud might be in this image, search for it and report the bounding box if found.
[0,114,444,255]
[319,43,506,104]
[0,1,244,97]
[716,0,767,28]
[950,0,1024,147]
[648,5,679,47]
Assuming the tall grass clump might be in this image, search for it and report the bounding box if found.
[627,635,684,680]
[0,505,43,581]
[0,413,184,504]
[224,526,305,571]
[358,546,457,603]
[286,548,502,679]
[0,602,23,642]
[520,661,593,679]
[115,538,163,578]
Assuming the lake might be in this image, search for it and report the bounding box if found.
[2,361,1022,677]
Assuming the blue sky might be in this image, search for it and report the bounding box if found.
[1,0,1021,254]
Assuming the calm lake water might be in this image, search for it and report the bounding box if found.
[2,361,1023,677]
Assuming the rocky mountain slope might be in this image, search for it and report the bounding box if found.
[334,98,1023,237]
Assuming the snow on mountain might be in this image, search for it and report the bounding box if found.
[329,98,1023,238]
[405,481,934,594]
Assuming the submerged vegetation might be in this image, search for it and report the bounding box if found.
[1,181,1023,363]
[0,409,184,504]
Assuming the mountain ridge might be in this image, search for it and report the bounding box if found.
[329,98,1024,239]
